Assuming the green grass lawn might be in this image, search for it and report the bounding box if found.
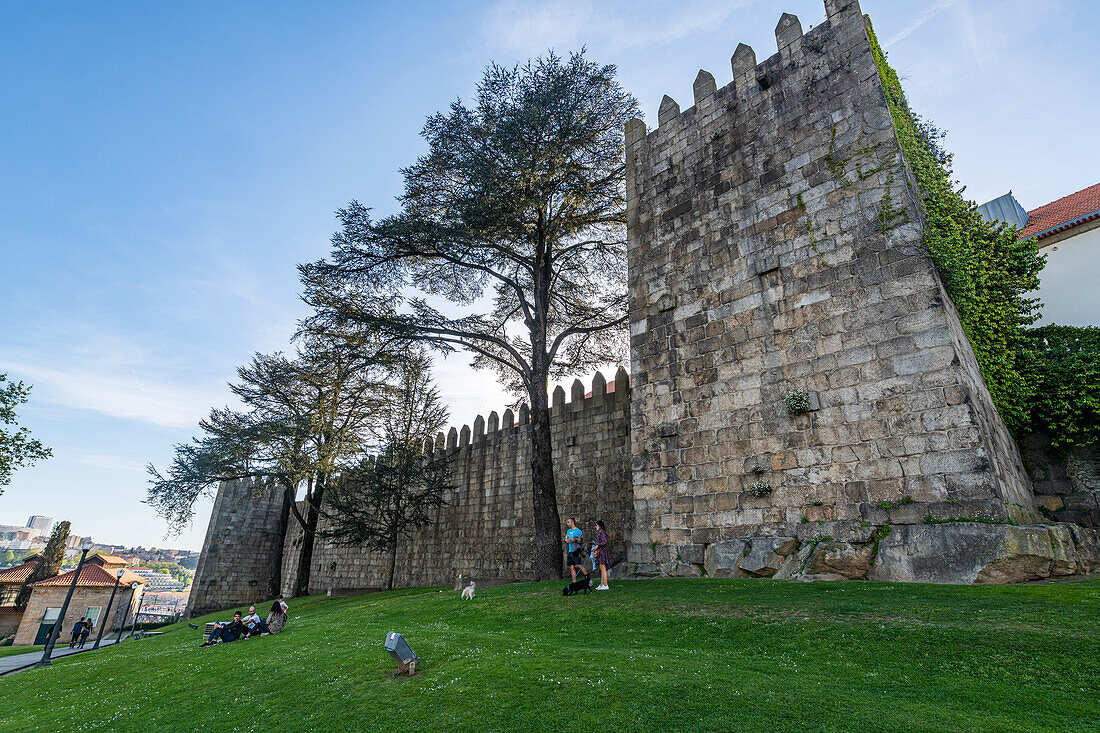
[1,577,1098,732]
[0,644,41,659]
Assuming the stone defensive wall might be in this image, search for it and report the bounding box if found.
[188,1,1100,613]
[187,476,286,617]
[279,369,632,595]
[622,0,1094,580]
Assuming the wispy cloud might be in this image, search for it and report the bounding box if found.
[68,449,148,473]
[0,356,229,429]
[480,0,754,56]
[885,0,962,46]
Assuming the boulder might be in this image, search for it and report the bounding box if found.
[868,522,1100,584]
[738,537,798,577]
[804,541,874,579]
[703,540,747,578]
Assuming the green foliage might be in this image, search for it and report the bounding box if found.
[0,373,52,493]
[0,549,18,569]
[867,23,1045,432]
[144,561,195,585]
[1020,325,1100,450]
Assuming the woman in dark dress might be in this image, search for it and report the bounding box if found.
[594,520,611,590]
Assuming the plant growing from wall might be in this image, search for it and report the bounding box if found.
[866,22,1045,433]
[746,479,772,498]
[784,390,810,415]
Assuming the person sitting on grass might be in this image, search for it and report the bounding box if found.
[242,605,269,637]
[267,596,288,634]
[200,611,247,647]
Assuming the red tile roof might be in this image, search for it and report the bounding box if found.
[0,560,39,584]
[1019,182,1100,241]
[32,563,146,588]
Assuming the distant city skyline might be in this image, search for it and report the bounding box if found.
[3,1,1098,550]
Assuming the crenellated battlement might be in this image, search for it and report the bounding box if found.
[628,0,867,152]
[428,367,631,455]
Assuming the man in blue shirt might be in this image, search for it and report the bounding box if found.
[564,517,589,583]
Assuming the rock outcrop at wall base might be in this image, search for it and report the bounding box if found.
[625,522,1100,584]
[868,523,1100,583]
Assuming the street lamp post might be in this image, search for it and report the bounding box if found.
[92,568,125,650]
[116,582,139,645]
[36,538,94,668]
[129,585,146,638]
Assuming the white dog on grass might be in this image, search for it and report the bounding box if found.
[461,581,476,600]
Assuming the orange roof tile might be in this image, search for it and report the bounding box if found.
[1019,182,1100,241]
[32,563,146,588]
[0,560,39,584]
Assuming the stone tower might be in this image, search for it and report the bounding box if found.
[624,0,1039,573]
[186,477,287,617]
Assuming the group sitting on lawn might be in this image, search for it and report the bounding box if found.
[199,596,288,647]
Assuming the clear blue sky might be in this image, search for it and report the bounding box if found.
[2,0,1097,550]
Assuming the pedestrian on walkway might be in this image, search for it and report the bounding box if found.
[78,619,92,648]
[68,618,86,648]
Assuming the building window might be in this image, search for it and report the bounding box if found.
[85,606,102,627]
[42,607,61,623]
[0,585,19,606]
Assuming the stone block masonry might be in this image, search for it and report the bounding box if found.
[281,370,633,596]
[191,373,631,613]
[624,0,1039,573]
[190,1,1100,602]
[187,476,286,617]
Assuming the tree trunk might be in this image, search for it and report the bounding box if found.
[293,482,326,597]
[267,483,293,600]
[388,533,398,591]
[528,379,563,581]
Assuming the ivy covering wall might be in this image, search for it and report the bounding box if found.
[867,21,1045,434]
[1020,326,1100,450]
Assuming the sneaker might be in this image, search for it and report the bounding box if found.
[596,585,609,590]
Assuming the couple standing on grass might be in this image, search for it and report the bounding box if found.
[565,518,611,590]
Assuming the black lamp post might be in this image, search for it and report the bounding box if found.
[92,568,125,650]
[36,538,94,668]
[116,582,139,645]
[129,584,146,638]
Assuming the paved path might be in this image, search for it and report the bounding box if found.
[0,638,122,677]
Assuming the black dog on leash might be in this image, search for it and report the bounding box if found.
[563,574,592,596]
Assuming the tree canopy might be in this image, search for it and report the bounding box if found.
[301,50,639,580]
[0,373,52,494]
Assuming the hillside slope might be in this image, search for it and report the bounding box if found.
[2,578,1098,732]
